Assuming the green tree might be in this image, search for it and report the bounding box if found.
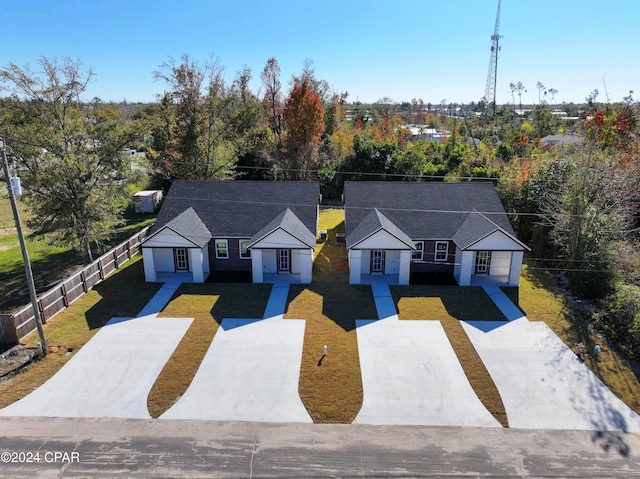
[341,134,398,181]
[152,56,268,181]
[541,150,637,298]
[260,57,283,145]
[532,103,560,138]
[0,57,139,263]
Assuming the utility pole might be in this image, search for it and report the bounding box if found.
[1,139,47,354]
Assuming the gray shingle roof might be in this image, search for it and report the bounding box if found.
[344,181,521,247]
[149,180,318,243]
[347,208,415,249]
[160,207,212,248]
[250,207,317,248]
[452,210,502,249]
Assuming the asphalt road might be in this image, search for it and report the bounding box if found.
[1,417,639,478]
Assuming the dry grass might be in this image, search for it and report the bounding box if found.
[391,285,509,427]
[508,264,640,413]
[147,282,271,418]
[285,208,377,423]
[0,258,160,409]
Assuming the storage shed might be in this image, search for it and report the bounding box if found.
[133,190,163,214]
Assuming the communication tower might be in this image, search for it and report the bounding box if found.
[484,0,502,116]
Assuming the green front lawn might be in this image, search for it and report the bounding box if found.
[285,208,377,423]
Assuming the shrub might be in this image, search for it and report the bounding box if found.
[592,284,640,360]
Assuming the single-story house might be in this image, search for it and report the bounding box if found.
[344,181,529,286]
[141,180,319,284]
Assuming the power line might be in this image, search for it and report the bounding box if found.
[145,157,577,184]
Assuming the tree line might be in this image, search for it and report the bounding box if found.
[1,56,639,359]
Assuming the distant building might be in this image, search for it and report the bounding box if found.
[540,134,583,148]
[403,125,444,143]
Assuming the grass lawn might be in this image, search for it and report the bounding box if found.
[507,264,640,414]
[285,208,377,423]
[391,285,509,427]
[0,258,161,409]
[147,282,271,418]
[0,196,155,313]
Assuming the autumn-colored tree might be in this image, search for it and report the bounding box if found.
[282,78,324,179]
[323,91,348,137]
[583,105,637,154]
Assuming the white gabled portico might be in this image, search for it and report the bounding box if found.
[248,208,316,284]
[348,227,414,285]
[140,207,212,283]
[453,229,528,286]
[142,228,210,283]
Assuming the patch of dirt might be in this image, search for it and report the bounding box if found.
[0,344,37,378]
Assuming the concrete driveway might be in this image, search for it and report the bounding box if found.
[463,318,640,432]
[354,279,500,427]
[0,314,192,419]
[161,284,312,423]
[0,281,191,419]
[354,317,500,427]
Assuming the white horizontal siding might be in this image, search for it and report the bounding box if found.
[154,248,175,272]
[252,229,309,249]
[490,251,511,276]
[467,231,523,251]
[262,250,277,273]
[352,230,412,250]
[144,229,197,248]
[385,250,400,274]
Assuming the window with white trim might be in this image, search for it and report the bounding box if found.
[412,241,424,261]
[215,239,229,259]
[239,239,251,259]
[435,241,448,261]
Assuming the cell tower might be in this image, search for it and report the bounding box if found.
[484,0,502,116]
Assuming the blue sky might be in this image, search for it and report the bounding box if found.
[2,0,638,105]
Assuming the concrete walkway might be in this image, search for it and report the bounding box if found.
[354,281,500,427]
[161,284,312,423]
[0,282,191,419]
[463,286,640,432]
[482,285,526,321]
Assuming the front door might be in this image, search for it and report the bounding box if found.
[371,250,385,273]
[174,248,189,271]
[278,249,290,272]
[475,251,491,275]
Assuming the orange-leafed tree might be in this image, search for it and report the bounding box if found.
[282,78,324,179]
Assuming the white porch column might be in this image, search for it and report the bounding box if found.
[202,246,210,277]
[252,250,263,283]
[399,250,411,285]
[459,250,474,286]
[190,248,204,283]
[453,248,462,278]
[349,249,362,284]
[508,251,524,286]
[142,248,157,282]
[300,249,313,283]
